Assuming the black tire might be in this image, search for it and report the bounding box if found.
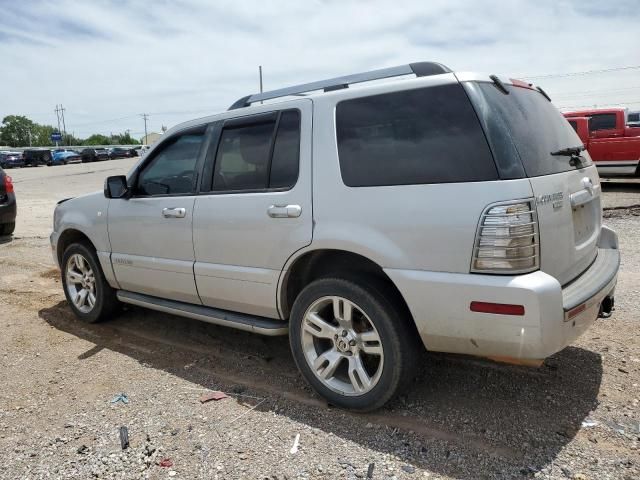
[0,222,15,236]
[61,242,120,323]
[289,276,419,411]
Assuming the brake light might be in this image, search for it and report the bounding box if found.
[470,301,525,316]
[471,200,539,273]
[4,175,14,194]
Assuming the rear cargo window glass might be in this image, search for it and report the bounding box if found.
[464,82,591,177]
[336,84,498,187]
[589,113,616,131]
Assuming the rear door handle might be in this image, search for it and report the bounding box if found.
[267,204,302,218]
[162,207,186,218]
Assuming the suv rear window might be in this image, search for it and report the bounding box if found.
[464,82,591,178]
[336,84,498,187]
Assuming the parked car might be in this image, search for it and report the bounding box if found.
[131,146,143,156]
[23,149,51,166]
[137,145,151,157]
[80,148,109,163]
[49,149,82,166]
[51,62,619,410]
[108,147,133,159]
[0,151,25,169]
[564,108,640,176]
[0,166,16,236]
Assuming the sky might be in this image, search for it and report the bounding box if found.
[1,0,639,140]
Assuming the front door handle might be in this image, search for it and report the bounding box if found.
[162,207,186,218]
[267,204,302,218]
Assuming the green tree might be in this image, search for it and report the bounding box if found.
[32,124,57,147]
[0,115,36,147]
[112,132,140,145]
[83,134,111,145]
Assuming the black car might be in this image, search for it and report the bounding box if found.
[108,147,133,159]
[81,148,110,162]
[23,149,51,167]
[0,151,25,169]
[0,167,16,235]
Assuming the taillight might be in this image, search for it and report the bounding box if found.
[4,175,14,194]
[471,199,539,274]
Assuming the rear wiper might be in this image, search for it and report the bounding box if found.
[550,145,585,156]
[550,145,586,167]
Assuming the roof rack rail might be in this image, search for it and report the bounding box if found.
[228,61,451,110]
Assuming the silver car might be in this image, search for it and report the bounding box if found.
[51,62,619,410]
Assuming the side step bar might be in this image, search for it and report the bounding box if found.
[116,290,288,336]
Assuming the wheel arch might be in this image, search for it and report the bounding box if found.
[279,249,415,328]
[56,228,96,266]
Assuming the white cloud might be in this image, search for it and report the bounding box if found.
[1,0,639,138]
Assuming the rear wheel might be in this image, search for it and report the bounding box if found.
[61,242,120,323]
[0,222,15,236]
[289,277,419,411]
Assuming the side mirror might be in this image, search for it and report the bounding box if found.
[104,175,130,199]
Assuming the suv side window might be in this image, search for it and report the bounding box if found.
[589,113,616,131]
[269,110,301,188]
[136,129,205,196]
[336,84,498,187]
[210,109,300,192]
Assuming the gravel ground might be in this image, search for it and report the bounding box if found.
[0,163,638,479]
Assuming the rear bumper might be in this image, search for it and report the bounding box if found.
[386,226,619,360]
[0,194,17,223]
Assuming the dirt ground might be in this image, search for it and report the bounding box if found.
[1,162,639,480]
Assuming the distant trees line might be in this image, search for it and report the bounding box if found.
[0,115,140,147]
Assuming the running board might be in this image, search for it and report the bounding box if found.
[116,291,288,336]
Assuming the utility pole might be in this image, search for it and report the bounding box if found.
[59,104,67,145]
[141,114,149,145]
[54,105,62,146]
[258,65,263,104]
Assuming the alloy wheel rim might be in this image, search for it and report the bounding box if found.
[65,253,97,314]
[301,296,384,396]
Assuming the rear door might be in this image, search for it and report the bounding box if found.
[192,100,312,318]
[464,81,601,285]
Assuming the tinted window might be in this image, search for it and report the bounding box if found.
[629,112,640,122]
[568,120,578,133]
[270,110,300,188]
[465,82,591,177]
[336,84,498,187]
[137,131,204,195]
[213,121,276,191]
[589,113,616,131]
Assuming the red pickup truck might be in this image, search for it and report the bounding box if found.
[564,108,640,176]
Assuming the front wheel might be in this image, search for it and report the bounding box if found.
[61,243,120,323]
[289,277,418,411]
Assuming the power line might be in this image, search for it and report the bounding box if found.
[552,85,640,100]
[523,65,640,80]
[557,100,640,110]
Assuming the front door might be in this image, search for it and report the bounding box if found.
[192,101,313,318]
[108,127,207,304]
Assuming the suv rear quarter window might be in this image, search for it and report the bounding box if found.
[335,84,498,187]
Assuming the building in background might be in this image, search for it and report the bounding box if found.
[140,132,162,146]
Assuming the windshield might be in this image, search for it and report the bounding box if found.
[464,81,591,177]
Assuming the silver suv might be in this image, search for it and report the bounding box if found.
[51,62,619,410]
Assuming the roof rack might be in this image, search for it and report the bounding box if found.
[228,62,452,110]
